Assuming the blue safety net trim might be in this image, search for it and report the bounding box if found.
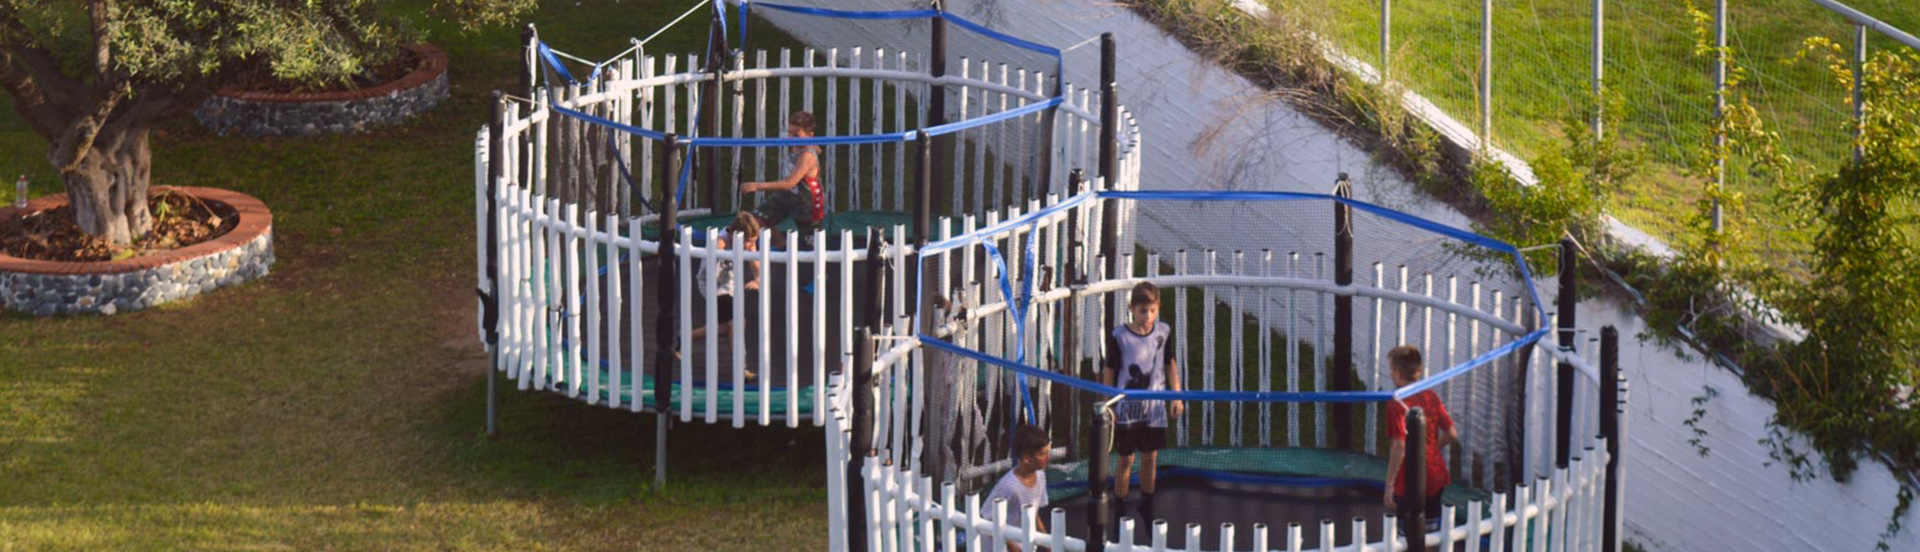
[1095,190,1549,323]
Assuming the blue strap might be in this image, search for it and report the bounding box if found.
[606,133,652,214]
[1393,329,1548,399]
[980,240,1038,425]
[749,2,941,20]
[537,41,580,85]
[939,12,1062,57]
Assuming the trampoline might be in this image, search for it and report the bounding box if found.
[475,0,1144,434]
[830,186,1621,552]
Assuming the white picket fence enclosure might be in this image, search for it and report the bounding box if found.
[821,191,1625,552]
[476,44,1143,428]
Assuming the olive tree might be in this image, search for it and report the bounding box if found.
[0,0,529,245]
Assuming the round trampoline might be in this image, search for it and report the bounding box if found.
[476,1,1145,438]
[834,186,1619,552]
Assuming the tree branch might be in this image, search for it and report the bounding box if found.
[89,0,114,84]
[50,84,128,173]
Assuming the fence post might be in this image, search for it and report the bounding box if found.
[1089,403,1113,552]
[485,91,506,439]
[1593,0,1605,140]
[1600,326,1622,552]
[653,133,682,487]
[1380,0,1391,82]
[1480,0,1493,147]
[1406,407,1428,552]
[1556,237,1577,469]
[1064,168,1087,463]
[1333,174,1356,451]
[1853,24,1867,164]
[849,327,876,552]
[1711,0,1727,235]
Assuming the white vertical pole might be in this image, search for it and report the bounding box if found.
[1176,249,1190,446]
[1317,520,1334,552]
[1287,252,1300,447]
[787,230,801,427]
[1231,250,1245,447]
[586,210,602,403]
[1203,249,1217,445]
[1260,250,1273,447]
[629,215,645,412]
[758,230,772,426]
[605,214,621,408]
[679,227,695,421]
[1593,0,1605,140]
[1467,499,1485,552]
[1489,491,1509,552]
[1314,253,1327,447]
[814,229,828,426]
[1369,262,1384,455]
[826,48,839,211]
[1285,522,1302,552]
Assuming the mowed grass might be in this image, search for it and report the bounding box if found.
[1275,0,1918,257]
[0,1,829,550]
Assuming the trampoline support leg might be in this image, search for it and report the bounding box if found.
[485,346,499,438]
[656,414,668,487]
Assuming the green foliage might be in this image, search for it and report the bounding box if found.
[1640,9,1920,548]
[1469,91,1640,274]
[1,0,532,91]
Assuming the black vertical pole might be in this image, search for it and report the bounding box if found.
[1556,237,1577,468]
[653,134,681,486]
[1062,168,1086,460]
[928,3,949,214]
[485,92,505,438]
[1406,407,1428,552]
[702,15,726,212]
[1089,404,1112,552]
[1333,174,1355,451]
[912,130,932,319]
[848,327,876,552]
[1599,326,1622,552]
[1097,33,1119,339]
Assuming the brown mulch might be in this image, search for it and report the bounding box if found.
[0,189,238,262]
[227,47,420,94]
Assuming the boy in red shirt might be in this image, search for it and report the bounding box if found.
[1384,345,1458,552]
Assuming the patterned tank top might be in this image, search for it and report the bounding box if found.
[797,145,824,222]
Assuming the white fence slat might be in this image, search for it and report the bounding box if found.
[1286,522,1303,552]
[787,229,801,427]
[1221,523,1238,552]
[1348,517,1363,552]
[1287,252,1300,447]
[814,228,829,426]
[1368,262,1383,455]
[604,213,620,408]
[1467,499,1485,552]
[1252,523,1269,552]
[1489,492,1509,552]
[1314,253,1327,446]
[586,209,601,402]
[1150,519,1169,552]
[679,227,694,421]
[628,215,645,412]
[1441,503,1459,551]
[732,230,748,428]
[1318,519,1334,552]
[758,230,773,425]
[942,482,959,552]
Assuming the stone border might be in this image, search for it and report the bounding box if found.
[0,187,274,316]
[193,44,449,137]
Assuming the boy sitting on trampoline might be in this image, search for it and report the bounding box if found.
[1100,281,1185,522]
[986,424,1052,551]
[740,111,825,245]
[1384,344,1459,552]
[688,213,763,379]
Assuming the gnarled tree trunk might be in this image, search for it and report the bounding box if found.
[58,125,153,245]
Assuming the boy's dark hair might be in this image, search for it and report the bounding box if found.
[1389,345,1424,381]
[790,111,815,134]
[1012,424,1050,459]
[729,212,762,238]
[1128,281,1160,307]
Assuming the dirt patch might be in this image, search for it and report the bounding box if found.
[0,188,237,262]
[228,47,420,94]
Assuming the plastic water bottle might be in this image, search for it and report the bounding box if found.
[12,175,23,209]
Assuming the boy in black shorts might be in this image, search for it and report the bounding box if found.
[1100,281,1185,522]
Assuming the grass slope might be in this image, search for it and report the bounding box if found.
[1286,0,1917,256]
[0,1,828,550]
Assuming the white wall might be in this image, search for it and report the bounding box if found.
[744,1,1920,550]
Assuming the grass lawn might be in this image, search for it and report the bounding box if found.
[0,1,830,550]
[1277,0,1918,259]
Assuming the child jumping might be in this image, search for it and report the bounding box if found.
[1100,281,1184,523]
[688,213,763,379]
[986,424,1052,552]
[1384,344,1459,552]
[740,111,825,243]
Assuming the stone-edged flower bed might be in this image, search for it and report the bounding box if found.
[0,187,273,316]
[193,44,449,137]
